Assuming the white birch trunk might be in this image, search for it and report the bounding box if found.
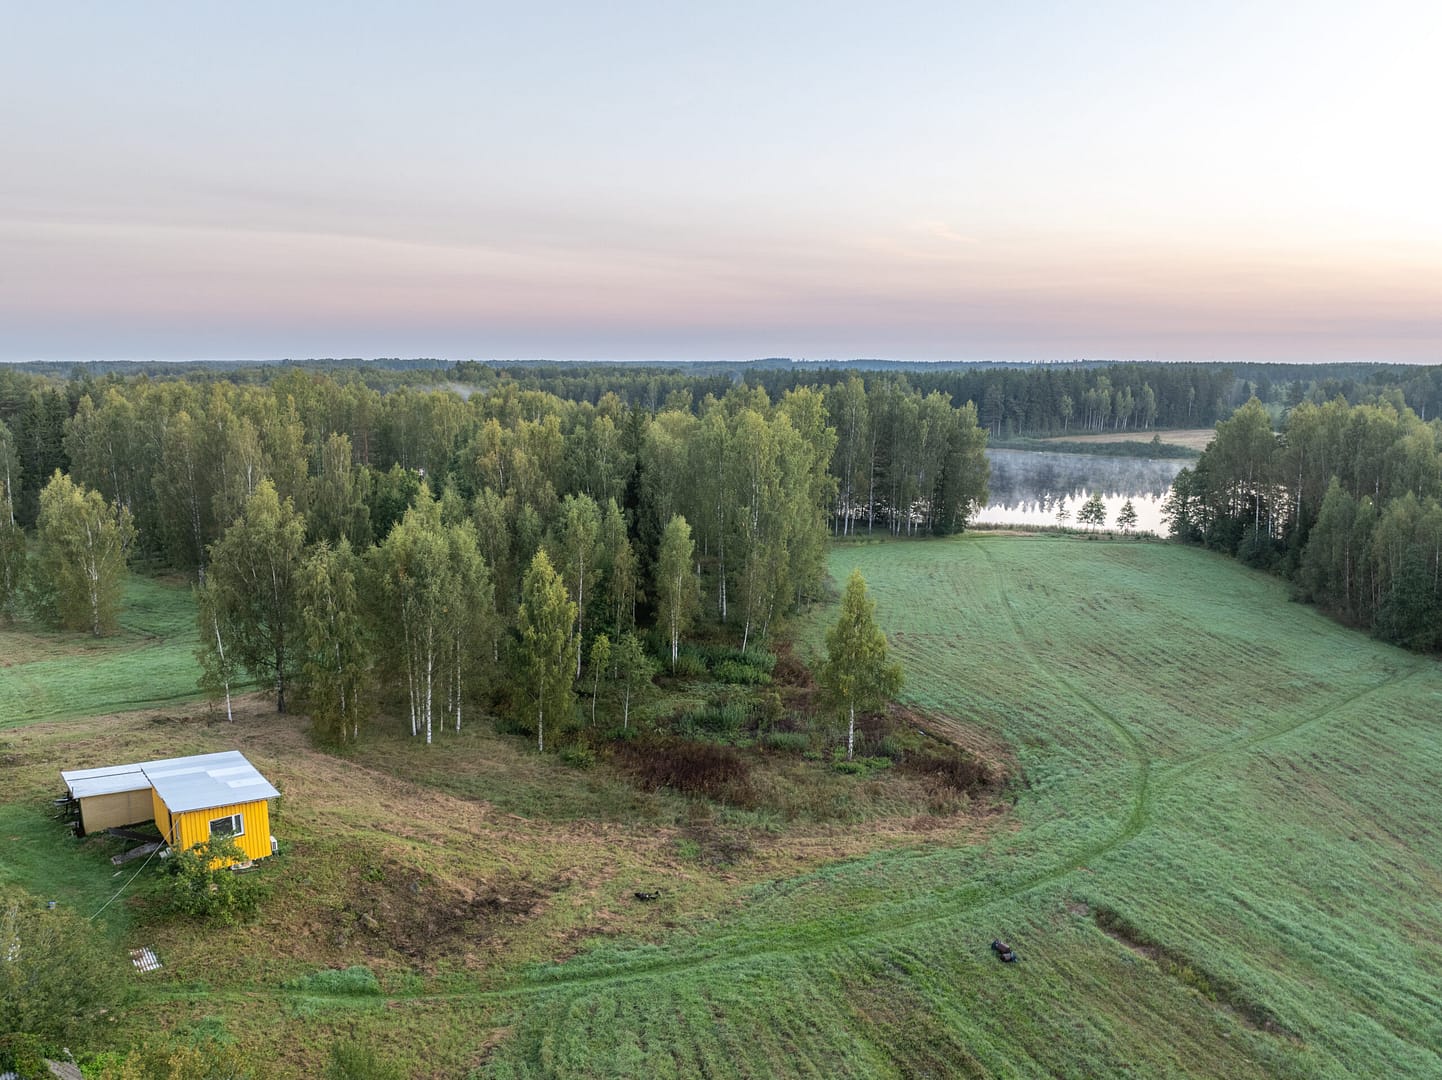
[212,613,233,723]
[424,627,434,745]
[575,563,585,678]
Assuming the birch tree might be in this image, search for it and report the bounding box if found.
[0,419,19,527]
[195,580,241,722]
[440,518,495,734]
[203,479,306,712]
[0,519,25,623]
[655,514,698,669]
[308,432,371,549]
[588,632,610,725]
[818,569,902,761]
[554,493,601,677]
[517,549,577,753]
[1077,492,1108,531]
[599,498,637,635]
[611,631,656,731]
[298,539,370,744]
[34,471,136,636]
[1116,500,1139,534]
[368,487,453,744]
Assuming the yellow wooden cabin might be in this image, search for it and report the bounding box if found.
[62,751,279,865]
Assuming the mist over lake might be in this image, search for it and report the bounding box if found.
[975,448,1187,534]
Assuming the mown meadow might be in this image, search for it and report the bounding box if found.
[0,574,204,728]
[4,534,1441,1077]
[478,535,1442,1078]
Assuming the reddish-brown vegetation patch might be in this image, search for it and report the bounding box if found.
[615,738,754,803]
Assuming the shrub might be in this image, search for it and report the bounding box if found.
[0,1034,47,1080]
[0,888,125,1053]
[619,739,752,800]
[87,1036,251,1079]
[713,660,771,685]
[759,731,810,754]
[163,837,266,925]
[675,700,749,738]
[669,651,708,678]
[559,744,596,769]
[695,644,778,674]
[832,754,891,775]
[900,748,992,792]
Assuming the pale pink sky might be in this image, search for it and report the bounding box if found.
[2,2,1439,363]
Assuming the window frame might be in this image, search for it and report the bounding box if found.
[209,812,244,840]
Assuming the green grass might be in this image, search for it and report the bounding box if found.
[476,535,1442,1078]
[0,573,206,727]
[989,434,1201,458]
[7,535,1442,1077]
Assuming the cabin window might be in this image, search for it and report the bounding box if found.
[209,813,244,839]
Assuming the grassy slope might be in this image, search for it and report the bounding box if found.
[478,535,1442,1078]
[0,574,204,727]
[5,537,1441,1076]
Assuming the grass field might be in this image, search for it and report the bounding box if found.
[0,573,206,727]
[475,535,1442,1078]
[4,535,1441,1077]
[1043,427,1216,450]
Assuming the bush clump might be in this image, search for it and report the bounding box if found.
[675,699,749,738]
[619,739,752,800]
[695,644,776,672]
[899,747,992,792]
[759,730,810,754]
[162,836,266,925]
[669,651,708,678]
[559,744,596,769]
[713,660,772,685]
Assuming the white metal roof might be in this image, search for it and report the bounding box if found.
[62,751,279,814]
[61,767,150,799]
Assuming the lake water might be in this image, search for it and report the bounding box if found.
[974,448,1188,535]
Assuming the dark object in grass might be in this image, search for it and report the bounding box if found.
[635,890,660,902]
[991,939,1018,963]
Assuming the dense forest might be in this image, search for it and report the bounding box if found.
[5,356,1442,746]
[1164,395,1442,650]
[0,366,988,747]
